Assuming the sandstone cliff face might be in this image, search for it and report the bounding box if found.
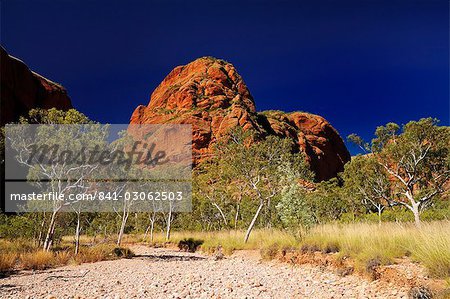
[1,47,72,125]
[130,57,350,181]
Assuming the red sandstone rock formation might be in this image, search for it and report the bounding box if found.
[131,57,350,181]
[1,46,72,125]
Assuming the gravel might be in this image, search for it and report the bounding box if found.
[0,245,408,298]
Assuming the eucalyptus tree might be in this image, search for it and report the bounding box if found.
[349,118,450,226]
[6,108,107,250]
[214,129,312,242]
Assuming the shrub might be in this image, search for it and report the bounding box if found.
[21,251,54,270]
[178,238,204,252]
[113,247,134,258]
[75,244,134,264]
[300,244,320,254]
[322,243,340,254]
[0,253,17,272]
[260,243,280,260]
[365,257,382,280]
[54,251,72,266]
[75,244,114,263]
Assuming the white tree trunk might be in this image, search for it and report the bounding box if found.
[412,202,421,228]
[234,203,240,230]
[405,190,421,228]
[150,220,155,244]
[117,211,129,246]
[144,217,155,244]
[143,225,150,240]
[43,211,57,251]
[75,212,81,255]
[165,208,172,241]
[377,205,384,226]
[37,213,46,247]
[244,200,264,243]
[212,202,228,227]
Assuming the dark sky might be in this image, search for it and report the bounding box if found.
[1,0,448,154]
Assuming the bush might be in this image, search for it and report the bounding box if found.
[365,257,382,280]
[178,238,204,252]
[74,244,134,264]
[75,244,115,263]
[21,251,54,270]
[54,251,72,266]
[113,247,134,258]
[322,243,340,254]
[300,244,320,253]
[0,253,17,272]
[260,243,280,260]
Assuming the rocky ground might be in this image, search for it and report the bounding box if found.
[0,245,409,299]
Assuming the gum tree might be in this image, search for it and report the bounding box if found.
[378,119,449,226]
[7,108,106,250]
[342,155,391,224]
[349,118,450,226]
[214,129,312,242]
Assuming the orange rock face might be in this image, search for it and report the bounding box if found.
[1,47,72,125]
[130,57,350,181]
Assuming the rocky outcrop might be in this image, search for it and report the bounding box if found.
[1,46,72,125]
[258,111,351,181]
[130,57,350,181]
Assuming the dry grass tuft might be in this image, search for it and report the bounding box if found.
[148,229,298,256]
[20,251,54,270]
[301,221,450,278]
[54,251,72,266]
[74,244,115,264]
[146,221,450,279]
[0,253,17,272]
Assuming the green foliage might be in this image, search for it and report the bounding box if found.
[348,118,450,224]
[185,127,314,235]
[371,122,400,152]
[307,178,348,223]
[276,184,315,232]
[0,213,36,239]
[20,108,92,124]
[347,133,370,153]
[341,155,391,220]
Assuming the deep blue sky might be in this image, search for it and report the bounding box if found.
[1,0,448,154]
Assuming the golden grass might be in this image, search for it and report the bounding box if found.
[54,251,72,266]
[0,253,17,272]
[142,221,450,279]
[147,229,298,255]
[300,221,450,278]
[20,250,54,270]
[410,223,450,278]
[0,239,38,254]
[1,221,448,278]
[74,244,116,264]
[0,238,133,272]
